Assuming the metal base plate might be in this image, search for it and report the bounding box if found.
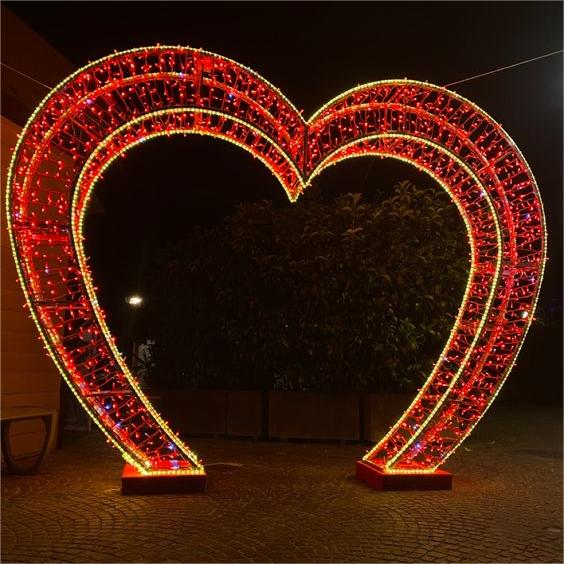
[121,464,207,495]
[356,460,452,491]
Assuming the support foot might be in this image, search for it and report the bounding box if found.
[356,460,452,491]
[121,464,207,495]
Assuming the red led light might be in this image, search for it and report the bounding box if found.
[6,46,546,475]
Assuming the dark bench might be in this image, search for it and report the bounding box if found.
[1,406,55,474]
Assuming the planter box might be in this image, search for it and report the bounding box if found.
[151,389,411,442]
[226,390,262,438]
[152,389,228,436]
[269,391,359,441]
[151,389,262,438]
[362,393,413,442]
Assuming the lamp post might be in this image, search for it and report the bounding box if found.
[123,294,143,368]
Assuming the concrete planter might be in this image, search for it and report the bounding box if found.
[152,389,263,437]
[152,389,228,436]
[226,390,263,438]
[268,391,359,441]
[151,389,412,442]
[362,393,413,441]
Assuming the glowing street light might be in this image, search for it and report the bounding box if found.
[126,295,143,306]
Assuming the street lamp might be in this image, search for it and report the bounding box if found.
[126,295,143,306]
[123,295,144,368]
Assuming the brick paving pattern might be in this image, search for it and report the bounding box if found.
[2,404,562,563]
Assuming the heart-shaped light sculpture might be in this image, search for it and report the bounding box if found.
[6,46,546,486]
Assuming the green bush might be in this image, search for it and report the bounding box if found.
[146,180,469,393]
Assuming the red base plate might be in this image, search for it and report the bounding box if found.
[121,464,207,495]
[356,460,452,491]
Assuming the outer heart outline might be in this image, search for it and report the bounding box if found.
[6,46,546,475]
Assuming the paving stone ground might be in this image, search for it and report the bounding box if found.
[1,403,562,563]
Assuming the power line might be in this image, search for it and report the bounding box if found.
[3,49,561,199]
[443,49,563,88]
[3,48,563,96]
[357,48,563,191]
[1,62,53,90]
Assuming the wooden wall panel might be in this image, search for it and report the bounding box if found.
[1,288,30,312]
[2,115,62,459]
[1,391,60,411]
[1,371,61,394]
[1,309,41,334]
[2,330,48,354]
[2,351,57,374]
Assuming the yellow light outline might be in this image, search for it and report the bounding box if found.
[5,46,546,476]
[305,79,547,470]
[74,127,503,473]
[70,110,308,472]
[5,47,306,475]
[308,134,503,470]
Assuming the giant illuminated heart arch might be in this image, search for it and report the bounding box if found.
[7,46,546,481]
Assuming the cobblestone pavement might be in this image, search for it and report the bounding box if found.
[2,404,562,563]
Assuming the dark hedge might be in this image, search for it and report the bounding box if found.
[145,180,469,393]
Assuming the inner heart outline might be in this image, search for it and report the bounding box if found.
[7,46,546,475]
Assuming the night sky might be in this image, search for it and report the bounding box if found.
[7,1,563,399]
